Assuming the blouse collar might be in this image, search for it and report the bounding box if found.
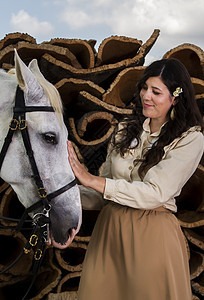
[143,118,201,138]
[143,118,167,137]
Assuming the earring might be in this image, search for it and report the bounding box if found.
[170,107,175,120]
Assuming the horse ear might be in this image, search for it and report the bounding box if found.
[14,49,43,96]
[28,58,46,82]
[14,49,26,89]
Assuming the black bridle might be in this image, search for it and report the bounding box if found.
[0,85,77,299]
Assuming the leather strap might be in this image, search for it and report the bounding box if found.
[14,106,54,112]
[47,178,77,200]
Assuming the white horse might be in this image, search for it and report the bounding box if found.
[0,50,82,249]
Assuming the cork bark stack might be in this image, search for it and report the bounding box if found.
[0,30,203,300]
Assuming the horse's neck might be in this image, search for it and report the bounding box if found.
[0,71,17,140]
[0,71,17,110]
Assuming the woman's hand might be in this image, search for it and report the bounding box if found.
[67,140,91,186]
[67,141,105,194]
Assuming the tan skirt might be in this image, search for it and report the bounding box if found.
[78,202,192,300]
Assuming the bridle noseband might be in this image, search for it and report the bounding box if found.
[0,85,77,297]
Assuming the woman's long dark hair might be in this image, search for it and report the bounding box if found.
[112,58,203,179]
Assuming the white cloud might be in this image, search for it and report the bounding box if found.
[61,9,98,29]
[58,0,204,51]
[7,0,201,58]
[109,0,204,38]
[10,10,54,37]
[59,0,117,29]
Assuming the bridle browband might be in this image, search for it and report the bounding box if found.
[0,85,77,298]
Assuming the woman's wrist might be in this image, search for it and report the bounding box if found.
[87,174,106,194]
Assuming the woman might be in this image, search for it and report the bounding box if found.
[67,58,204,300]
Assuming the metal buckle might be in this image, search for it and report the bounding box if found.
[33,205,51,243]
[42,207,51,243]
[38,188,47,198]
[19,119,27,130]
[29,234,38,247]
[33,213,47,228]
[9,119,19,130]
[34,249,42,260]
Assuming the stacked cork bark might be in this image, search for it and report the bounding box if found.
[0,30,203,300]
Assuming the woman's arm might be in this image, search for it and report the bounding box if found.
[103,131,204,209]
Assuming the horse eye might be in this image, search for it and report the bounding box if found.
[43,133,57,144]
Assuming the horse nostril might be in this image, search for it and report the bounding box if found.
[68,228,73,236]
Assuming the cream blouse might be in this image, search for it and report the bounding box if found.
[79,118,204,212]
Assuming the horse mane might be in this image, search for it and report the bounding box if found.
[32,71,63,116]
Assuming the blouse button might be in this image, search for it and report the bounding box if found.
[106,195,111,199]
[129,166,133,170]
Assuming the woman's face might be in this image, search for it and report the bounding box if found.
[140,76,176,125]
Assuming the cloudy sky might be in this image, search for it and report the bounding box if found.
[1,0,204,65]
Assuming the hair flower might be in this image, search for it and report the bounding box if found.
[173,87,183,97]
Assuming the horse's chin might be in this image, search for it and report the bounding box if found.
[48,223,81,249]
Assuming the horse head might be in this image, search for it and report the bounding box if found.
[0,50,82,249]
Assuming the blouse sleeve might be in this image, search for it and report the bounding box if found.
[104,131,204,209]
[79,142,113,210]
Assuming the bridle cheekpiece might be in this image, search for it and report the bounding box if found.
[0,85,77,298]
